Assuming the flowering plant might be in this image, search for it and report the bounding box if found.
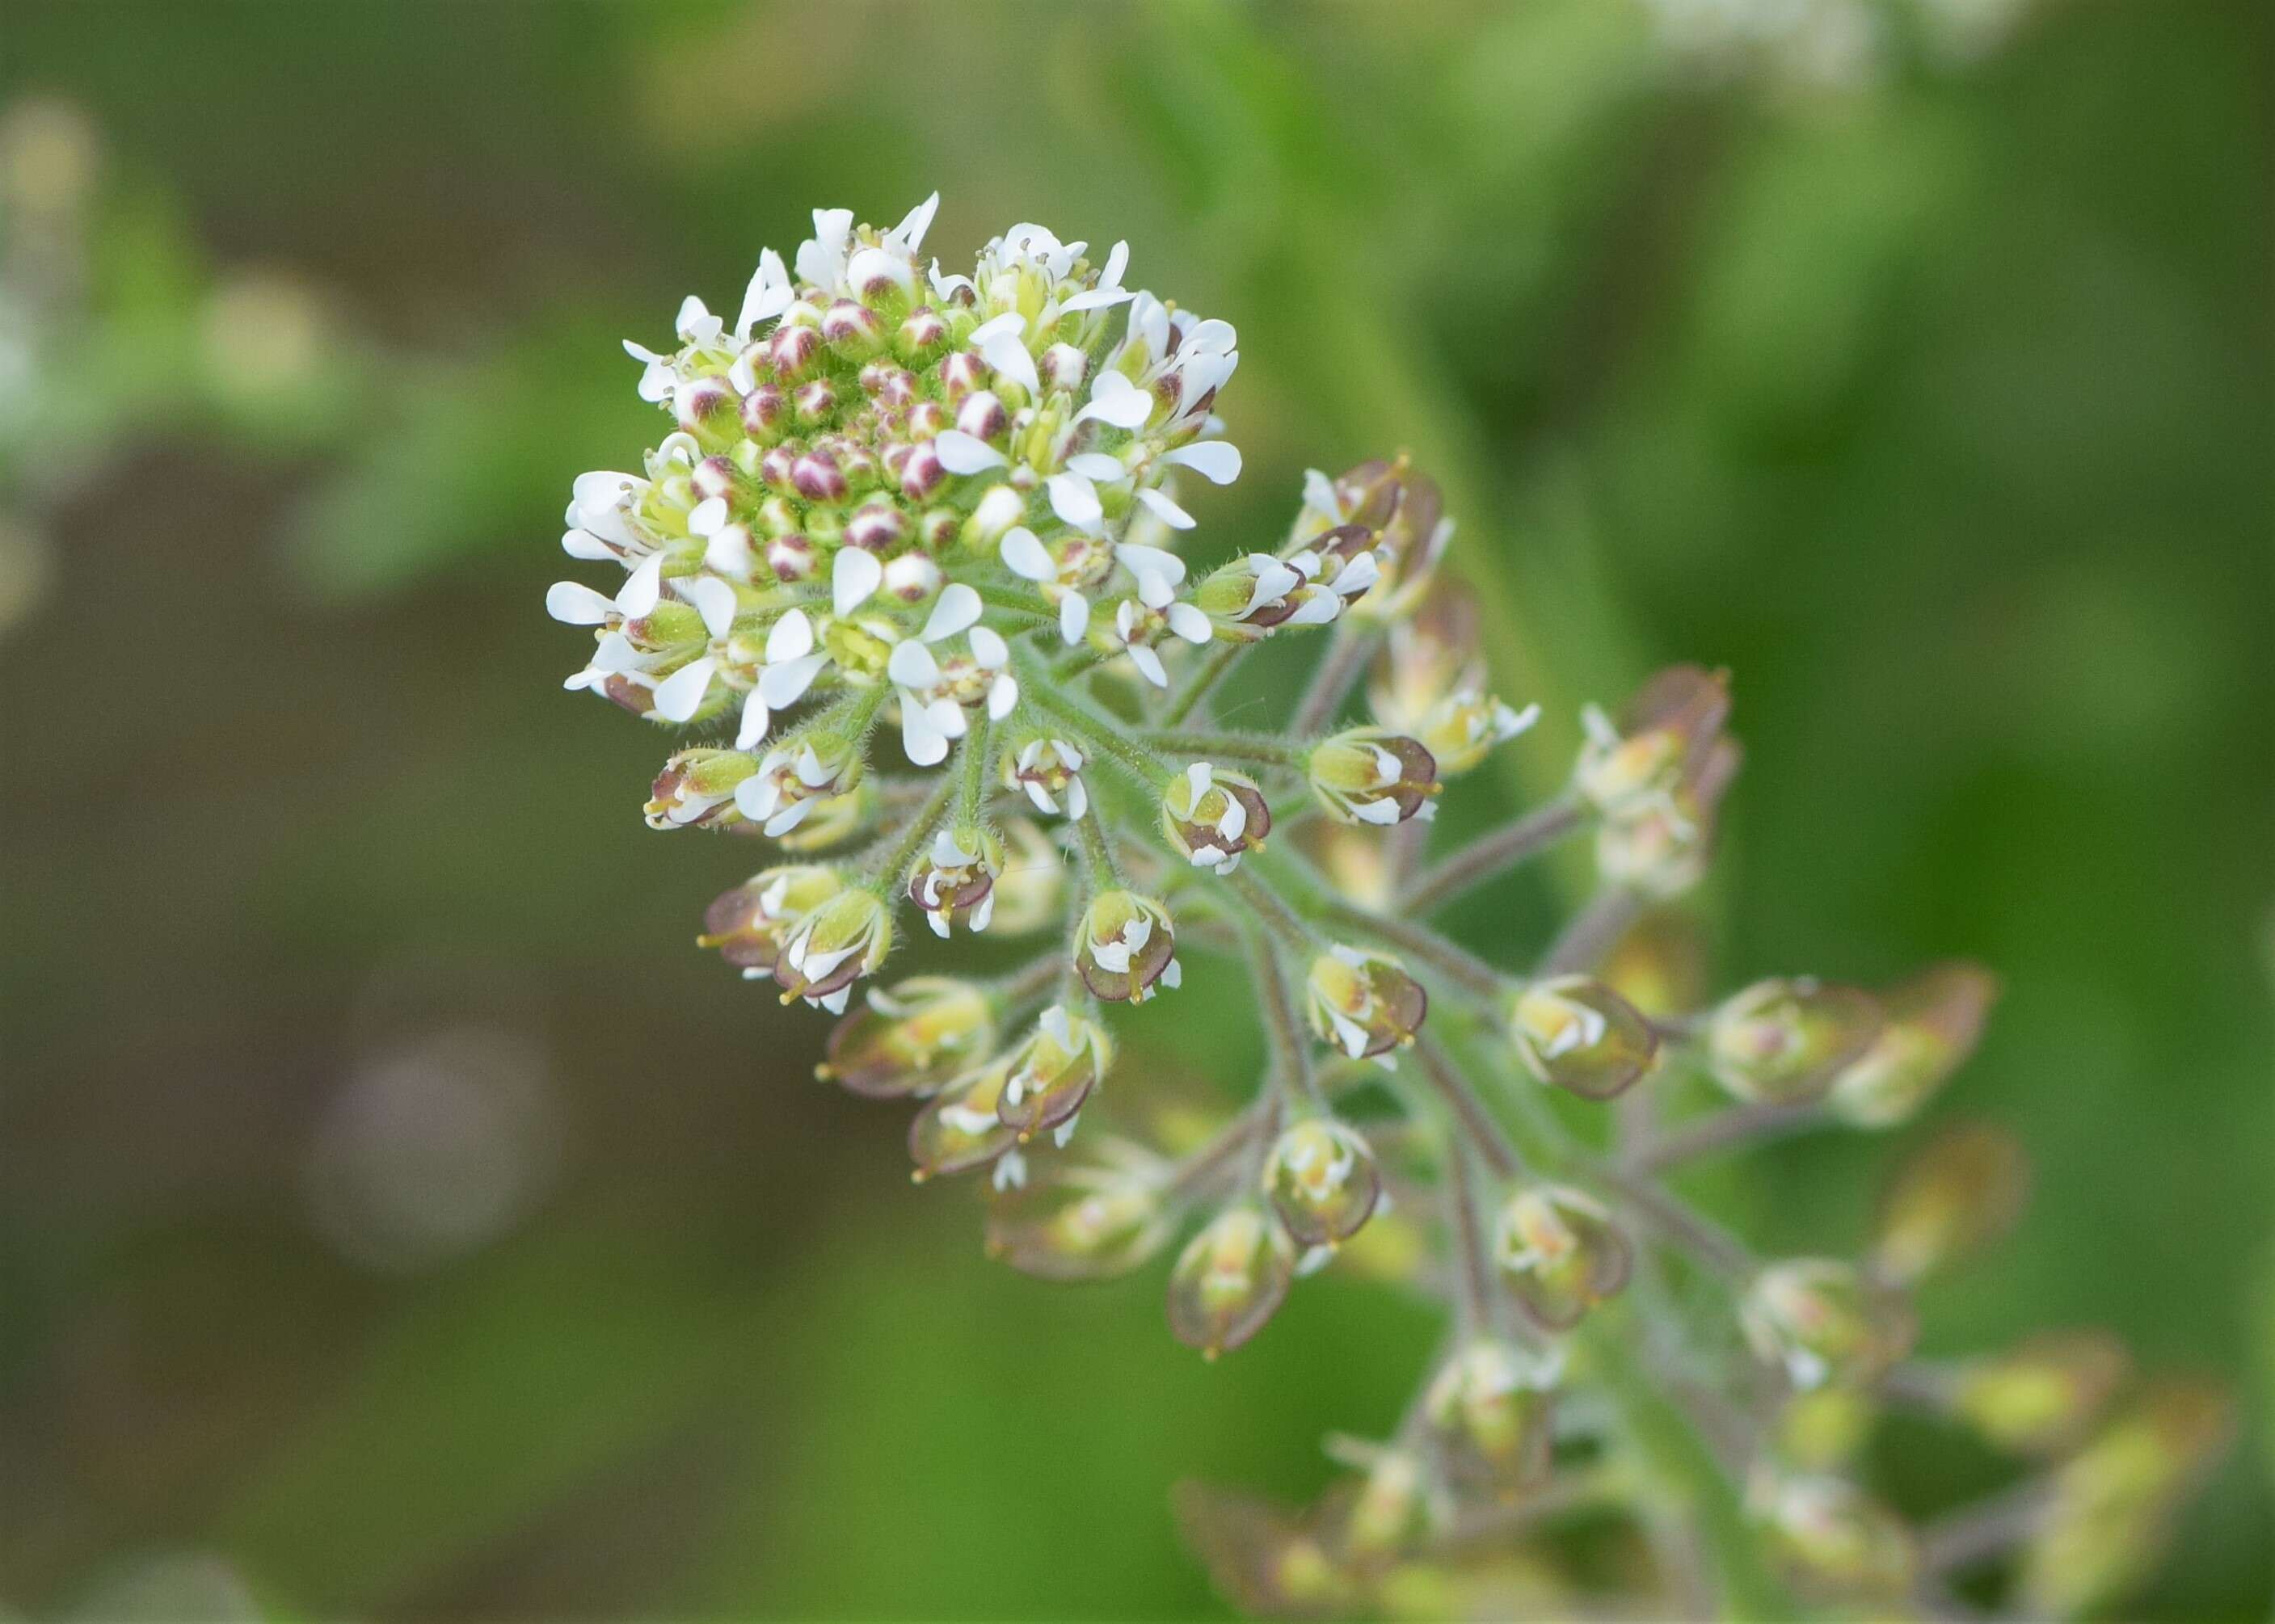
[547,197,2222,1618]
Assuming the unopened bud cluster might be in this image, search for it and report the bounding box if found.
[547,198,2216,1620]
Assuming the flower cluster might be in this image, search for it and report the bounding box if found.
[549,200,2219,1621]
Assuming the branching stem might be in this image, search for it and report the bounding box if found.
[1403,796,1588,913]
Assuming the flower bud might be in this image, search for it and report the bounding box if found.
[1750,1474,1916,1601]
[1507,976,1658,1099]
[1160,762,1271,875]
[1295,458,1451,626]
[775,887,893,1013]
[1074,890,1179,1003]
[1328,1441,1441,1563]
[1262,1116,1381,1247]
[1955,1332,2130,1457]
[1706,978,1883,1106]
[697,864,842,978]
[772,783,875,852]
[1825,961,1999,1127]
[1003,736,1089,819]
[1168,1205,1296,1357]
[1871,1121,2029,1285]
[908,1060,1021,1181]
[905,824,1005,937]
[1415,688,1540,778]
[1574,664,1732,818]
[1492,1184,1632,1330]
[1193,552,1328,641]
[1423,1340,1557,1497]
[1741,1260,1914,1390]
[996,1004,1114,1139]
[644,747,756,830]
[1284,524,1381,613]
[1308,729,1439,827]
[819,974,995,1098]
[732,733,866,839]
[2020,1382,2232,1618]
[982,817,1065,934]
[1594,737,1740,898]
[984,1139,1169,1280]
[1304,946,1427,1060]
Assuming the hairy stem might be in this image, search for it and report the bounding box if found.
[1156,641,1244,728]
[1402,795,1588,914]
[1142,729,1305,768]
[1538,886,1644,976]
[1290,625,1381,736]
[1410,1032,1523,1179]
[1624,1099,1826,1176]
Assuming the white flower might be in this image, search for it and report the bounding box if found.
[733,736,859,839]
[883,583,1018,766]
[1009,738,1089,820]
[742,549,887,746]
[562,469,650,558]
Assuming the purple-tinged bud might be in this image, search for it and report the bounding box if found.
[739,383,787,441]
[696,864,841,978]
[899,440,946,503]
[1955,1332,2130,1457]
[895,305,948,361]
[1307,729,1439,826]
[1575,664,1733,818]
[1872,1121,2029,1285]
[1493,1184,1633,1330]
[819,975,996,1099]
[1073,890,1178,1003]
[1708,978,1885,1106]
[1262,1116,1380,1247]
[773,887,892,1013]
[1424,1340,1558,1497]
[1742,1260,1915,1391]
[691,454,739,504]
[908,1062,1021,1182]
[791,378,836,424]
[904,822,999,933]
[1041,341,1089,393]
[845,501,908,554]
[834,445,879,493]
[940,348,986,400]
[820,297,884,357]
[905,398,946,440]
[1159,761,1271,875]
[880,553,941,607]
[1826,961,1999,1126]
[954,388,1008,442]
[756,444,798,490]
[1595,735,1740,897]
[1508,975,1659,1099]
[790,449,846,504]
[1167,1205,1295,1358]
[996,1004,1114,1140]
[916,507,960,553]
[764,532,817,582]
[768,322,822,380]
[673,374,735,436]
[1304,947,1426,1060]
[644,747,756,831]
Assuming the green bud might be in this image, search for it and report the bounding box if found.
[1167,1205,1295,1357]
[1750,1473,1916,1601]
[984,1139,1170,1281]
[1773,1387,1878,1471]
[1707,977,1884,1106]
[1573,663,1731,818]
[1074,890,1178,1003]
[1508,976,1658,1099]
[1741,1260,1914,1391]
[1262,1116,1381,1247]
[819,975,995,1098]
[1173,1484,1358,1619]
[1423,1340,1558,1498]
[908,1059,1021,1183]
[774,887,892,1012]
[644,747,757,831]
[1955,1332,2130,1457]
[1492,1184,1633,1330]
[996,1004,1113,1140]
[1305,946,1428,1061]
[905,823,1005,937]
[1594,737,1740,898]
[1826,961,1999,1126]
[1326,1438,1440,1563]
[1160,762,1272,875]
[697,864,841,978]
[1308,729,1439,826]
[1871,1121,2029,1285]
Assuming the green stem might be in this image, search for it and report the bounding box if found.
[1225,865,1317,953]
[1402,795,1590,915]
[1290,625,1380,737]
[1143,729,1306,768]
[1017,657,1174,789]
[1245,927,1324,1109]
[866,755,960,892]
[1073,801,1120,891]
[955,711,992,827]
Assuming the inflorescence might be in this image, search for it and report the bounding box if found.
[547,197,2223,1619]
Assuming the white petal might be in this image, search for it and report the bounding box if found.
[1058,286,1134,314]
[1024,781,1057,814]
[1166,603,1213,645]
[901,698,950,766]
[968,625,1009,667]
[890,191,941,254]
[933,430,1009,475]
[546,581,618,625]
[703,525,754,578]
[1288,591,1341,628]
[588,631,646,675]
[615,554,664,618]
[845,245,914,298]
[680,575,738,640]
[1001,528,1055,583]
[758,652,828,708]
[1046,473,1102,529]
[988,672,1018,718]
[735,689,772,749]
[1065,452,1126,482]
[1075,369,1155,429]
[1136,486,1195,530]
[652,658,716,723]
[887,639,941,688]
[1163,441,1243,485]
[1115,542,1187,587]
[1065,776,1089,821]
[561,528,616,561]
[979,330,1040,397]
[1186,763,1214,801]
[1127,645,1168,688]
[687,496,728,536]
[766,609,815,663]
[1353,798,1401,826]
[1059,591,1089,646]
[832,547,883,616]
[735,249,791,340]
[921,583,984,642]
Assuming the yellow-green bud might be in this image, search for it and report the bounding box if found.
[1261,1116,1381,1247]
[1308,728,1439,827]
[697,864,842,978]
[1423,1340,1558,1498]
[819,975,994,1098]
[1750,1473,1916,1601]
[1826,961,1999,1126]
[1508,975,1658,1099]
[1074,890,1178,1003]
[1707,977,1884,1105]
[1955,1332,2130,1457]
[996,1004,1114,1140]
[774,886,892,1012]
[1167,1205,1295,1358]
[1872,1121,2030,1285]
[1492,1184,1633,1330]
[1160,762,1271,874]
[1741,1260,1914,1391]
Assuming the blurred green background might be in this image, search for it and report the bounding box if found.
[2,2,2268,1618]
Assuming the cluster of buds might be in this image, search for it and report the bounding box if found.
[548,199,2216,1622]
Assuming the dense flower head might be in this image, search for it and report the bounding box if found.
[547,200,2204,1624]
